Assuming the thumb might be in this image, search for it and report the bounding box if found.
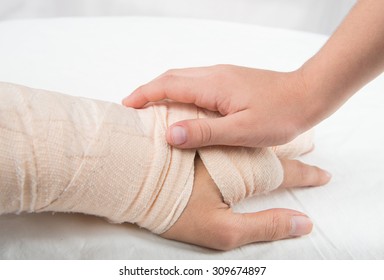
[233,208,313,246]
[166,115,244,149]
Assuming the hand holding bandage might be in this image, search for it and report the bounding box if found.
[0,82,330,250]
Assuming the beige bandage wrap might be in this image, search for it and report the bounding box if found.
[0,82,312,234]
[197,111,284,206]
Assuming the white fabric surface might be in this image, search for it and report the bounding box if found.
[0,17,383,259]
[0,0,355,35]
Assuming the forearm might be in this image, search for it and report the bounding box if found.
[0,82,197,233]
[300,0,384,127]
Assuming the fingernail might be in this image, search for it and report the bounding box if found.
[171,126,187,145]
[290,215,313,236]
[325,171,332,180]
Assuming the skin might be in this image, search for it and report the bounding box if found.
[123,0,384,149]
[161,156,330,250]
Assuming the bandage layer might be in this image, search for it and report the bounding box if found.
[0,82,311,234]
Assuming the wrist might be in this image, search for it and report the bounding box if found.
[293,61,339,131]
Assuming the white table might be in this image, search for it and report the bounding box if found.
[0,17,383,259]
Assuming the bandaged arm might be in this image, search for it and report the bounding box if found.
[0,82,310,234]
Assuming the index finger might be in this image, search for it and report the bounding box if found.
[122,73,207,108]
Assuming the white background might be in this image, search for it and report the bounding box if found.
[0,0,356,34]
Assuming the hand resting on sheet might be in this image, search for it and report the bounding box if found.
[162,155,329,250]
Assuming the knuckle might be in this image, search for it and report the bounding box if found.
[160,72,177,84]
[297,162,310,186]
[289,160,307,186]
[159,69,179,84]
[158,73,178,94]
[133,85,151,102]
[196,120,214,145]
[263,210,290,241]
[162,69,177,76]
[134,85,146,95]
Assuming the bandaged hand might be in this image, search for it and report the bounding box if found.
[0,82,330,250]
[162,155,329,250]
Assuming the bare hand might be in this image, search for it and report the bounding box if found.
[123,65,313,148]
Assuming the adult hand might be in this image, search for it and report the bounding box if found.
[161,156,330,250]
[123,0,384,149]
[123,65,315,148]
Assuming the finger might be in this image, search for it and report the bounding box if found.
[162,207,312,250]
[279,158,331,188]
[122,78,191,108]
[166,113,251,148]
[162,208,312,250]
[122,72,216,109]
[122,65,221,107]
[224,209,313,249]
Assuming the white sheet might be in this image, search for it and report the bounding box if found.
[0,0,355,35]
[0,17,383,259]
